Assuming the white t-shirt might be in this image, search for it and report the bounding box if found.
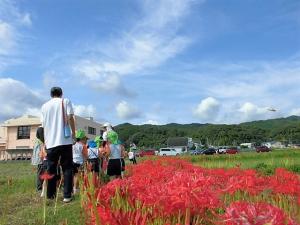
[73,142,84,164]
[128,151,134,159]
[87,147,99,159]
[102,126,113,141]
[41,98,74,149]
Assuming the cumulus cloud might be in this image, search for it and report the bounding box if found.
[238,102,269,122]
[72,0,199,95]
[73,104,96,118]
[73,64,135,96]
[116,101,141,120]
[0,0,32,71]
[193,97,220,122]
[0,78,45,121]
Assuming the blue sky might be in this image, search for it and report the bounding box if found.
[0,0,299,125]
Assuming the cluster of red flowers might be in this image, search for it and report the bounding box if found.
[82,158,300,225]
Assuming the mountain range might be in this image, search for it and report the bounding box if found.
[115,116,300,148]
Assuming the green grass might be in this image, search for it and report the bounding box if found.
[183,148,300,175]
[0,149,299,225]
[0,161,81,225]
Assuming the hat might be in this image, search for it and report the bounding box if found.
[102,122,112,128]
[75,129,87,139]
[107,131,118,144]
[88,140,97,148]
[94,136,103,148]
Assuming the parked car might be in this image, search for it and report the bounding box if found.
[217,146,227,154]
[159,148,180,156]
[139,149,156,157]
[226,147,238,154]
[256,146,271,153]
[200,148,216,155]
[134,151,141,157]
[189,149,203,155]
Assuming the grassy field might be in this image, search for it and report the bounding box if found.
[0,162,81,225]
[0,149,299,225]
[185,148,300,175]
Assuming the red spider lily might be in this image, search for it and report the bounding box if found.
[40,171,54,180]
[82,158,300,225]
[221,201,297,225]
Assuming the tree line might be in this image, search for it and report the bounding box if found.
[115,116,300,149]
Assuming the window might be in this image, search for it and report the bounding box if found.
[88,126,96,135]
[17,126,31,139]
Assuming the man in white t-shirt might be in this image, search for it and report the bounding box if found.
[41,87,76,202]
[102,122,113,141]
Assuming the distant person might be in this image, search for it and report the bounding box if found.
[128,150,137,164]
[104,131,125,180]
[41,87,76,203]
[95,135,104,171]
[31,127,46,193]
[102,122,113,143]
[72,129,87,194]
[118,140,126,177]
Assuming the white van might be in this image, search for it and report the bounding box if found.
[159,148,179,156]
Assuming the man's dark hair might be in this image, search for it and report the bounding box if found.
[50,87,63,97]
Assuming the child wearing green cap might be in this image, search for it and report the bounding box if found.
[72,129,88,194]
[104,131,125,179]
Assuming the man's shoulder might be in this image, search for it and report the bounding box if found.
[64,98,72,103]
[41,99,52,109]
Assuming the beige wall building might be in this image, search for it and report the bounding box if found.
[0,115,104,160]
[0,126,6,152]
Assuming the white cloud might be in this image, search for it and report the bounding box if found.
[24,107,42,118]
[20,13,32,27]
[42,71,59,88]
[73,64,135,96]
[290,108,300,116]
[140,120,161,125]
[73,0,199,95]
[0,21,15,55]
[0,0,32,71]
[238,102,269,122]
[0,78,45,121]
[193,97,220,122]
[73,104,96,118]
[116,101,141,120]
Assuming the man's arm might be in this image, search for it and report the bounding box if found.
[68,114,76,140]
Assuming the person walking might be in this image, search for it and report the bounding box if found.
[41,87,76,202]
[31,127,46,193]
[104,131,125,180]
[102,122,113,142]
[87,140,100,175]
[72,129,87,194]
[128,150,137,164]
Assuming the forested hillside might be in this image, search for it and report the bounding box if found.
[115,116,300,148]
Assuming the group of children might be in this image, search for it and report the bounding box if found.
[31,126,126,196]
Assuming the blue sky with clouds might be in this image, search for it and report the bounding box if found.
[0,0,299,125]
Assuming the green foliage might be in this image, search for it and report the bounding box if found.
[116,116,300,148]
[0,162,81,225]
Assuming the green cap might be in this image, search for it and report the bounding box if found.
[94,136,103,148]
[107,131,118,144]
[75,129,86,139]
